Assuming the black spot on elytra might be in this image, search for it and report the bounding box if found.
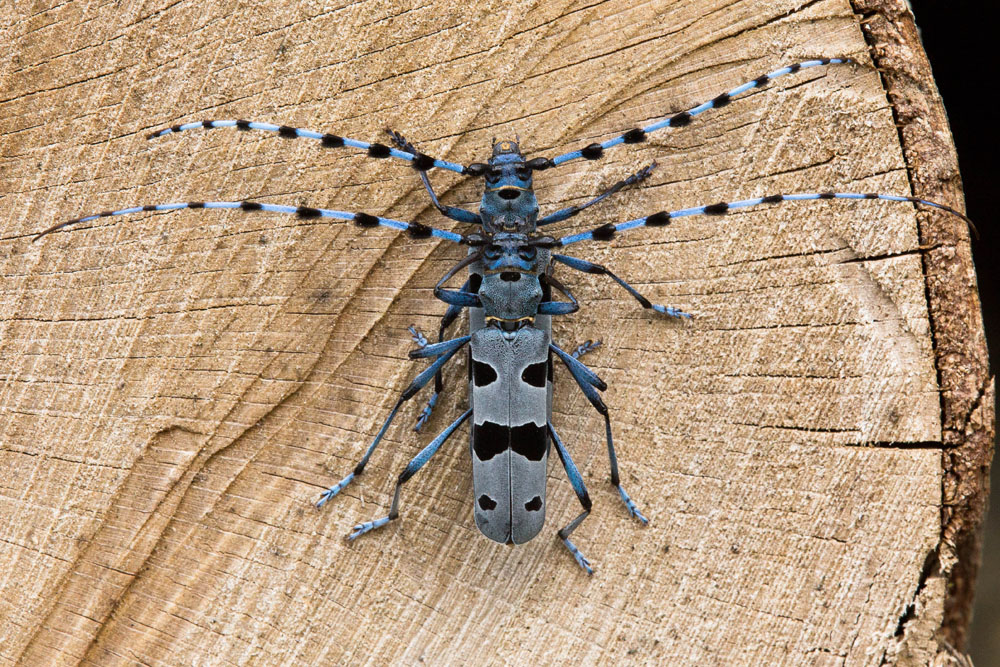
[479,495,497,511]
[473,360,498,387]
[473,421,508,461]
[510,423,547,462]
[521,362,547,388]
[524,496,542,512]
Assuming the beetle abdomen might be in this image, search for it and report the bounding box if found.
[470,326,550,544]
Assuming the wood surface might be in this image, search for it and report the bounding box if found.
[0,0,991,665]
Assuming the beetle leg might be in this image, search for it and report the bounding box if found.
[317,338,469,508]
[551,342,649,525]
[348,409,472,540]
[549,423,594,575]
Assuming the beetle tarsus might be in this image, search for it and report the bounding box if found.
[347,516,392,541]
[617,485,649,525]
[316,471,355,508]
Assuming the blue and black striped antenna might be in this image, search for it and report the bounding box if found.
[32,200,472,244]
[147,120,467,174]
[528,58,854,171]
[33,190,974,245]
[142,59,855,180]
[557,191,976,246]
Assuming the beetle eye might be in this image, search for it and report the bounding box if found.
[518,246,537,261]
[515,167,531,181]
[484,245,502,259]
[485,169,502,183]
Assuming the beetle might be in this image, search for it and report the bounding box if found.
[34,57,972,573]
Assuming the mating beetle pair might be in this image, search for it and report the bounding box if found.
[316,137,663,574]
[36,57,971,574]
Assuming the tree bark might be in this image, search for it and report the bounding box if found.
[0,1,990,665]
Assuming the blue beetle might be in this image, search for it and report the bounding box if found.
[35,57,973,573]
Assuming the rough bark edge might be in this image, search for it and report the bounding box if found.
[851,0,995,652]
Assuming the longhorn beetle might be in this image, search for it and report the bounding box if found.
[35,57,973,574]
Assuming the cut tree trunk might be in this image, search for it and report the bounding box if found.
[0,1,991,665]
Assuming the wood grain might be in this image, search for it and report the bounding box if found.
[0,0,989,664]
